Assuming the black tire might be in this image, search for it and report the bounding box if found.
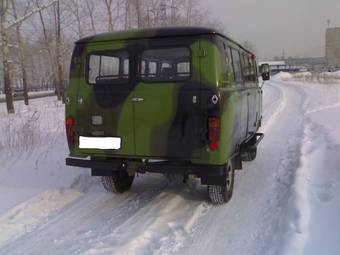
[208,161,235,205]
[101,171,135,193]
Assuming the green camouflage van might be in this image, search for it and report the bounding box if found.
[65,27,269,204]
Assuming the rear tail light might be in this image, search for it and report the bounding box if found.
[66,116,75,145]
[208,117,220,151]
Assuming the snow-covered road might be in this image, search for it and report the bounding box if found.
[0,77,340,255]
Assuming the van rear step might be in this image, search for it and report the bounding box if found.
[240,133,264,162]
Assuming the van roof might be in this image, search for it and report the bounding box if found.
[76,27,254,55]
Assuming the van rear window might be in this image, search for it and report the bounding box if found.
[87,51,129,84]
[140,47,191,82]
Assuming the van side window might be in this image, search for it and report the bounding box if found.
[220,40,233,82]
[141,47,191,82]
[230,48,243,85]
[87,51,129,84]
[241,54,255,84]
[251,59,258,82]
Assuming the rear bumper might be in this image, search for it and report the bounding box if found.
[66,157,226,185]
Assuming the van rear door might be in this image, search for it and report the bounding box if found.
[133,39,202,159]
[76,44,135,156]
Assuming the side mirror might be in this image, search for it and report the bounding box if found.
[260,64,270,81]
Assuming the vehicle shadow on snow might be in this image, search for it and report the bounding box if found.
[70,171,209,203]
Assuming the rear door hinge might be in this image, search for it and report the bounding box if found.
[198,48,207,57]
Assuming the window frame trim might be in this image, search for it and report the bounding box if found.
[85,49,132,86]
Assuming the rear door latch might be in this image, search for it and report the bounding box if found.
[132,97,144,102]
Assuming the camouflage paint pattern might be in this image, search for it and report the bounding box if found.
[66,27,262,166]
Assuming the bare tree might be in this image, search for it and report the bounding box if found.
[35,0,60,100]
[124,0,130,29]
[85,0,96,34]
[135,0,141,28]
[1,0,57,113]
[11,0,29,105]
[103,0,114,32]
[0,0,14,113]
[1,0,224,114]
[54,0,65,102]
[67,0,84,38]
[243,40,257,54]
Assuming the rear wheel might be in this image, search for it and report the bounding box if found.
[208,161,235,205]
[101,171,134,193]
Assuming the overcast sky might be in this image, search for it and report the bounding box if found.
[200,0,340,60]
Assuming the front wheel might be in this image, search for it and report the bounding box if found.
[101,171,134,193]
[208,161,235,205]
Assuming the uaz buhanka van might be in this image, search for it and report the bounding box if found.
[65,27,270,204]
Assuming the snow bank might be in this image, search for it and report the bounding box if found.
[272,80,340,255]
[285,121,340,255]
[273,71,340,84]
[272,72,293,81]
[293,71,312,78]
[0,98,93,216]
[321,70,340,79]
[0,98,64,156]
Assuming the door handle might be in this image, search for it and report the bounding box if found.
[132,97,144,102]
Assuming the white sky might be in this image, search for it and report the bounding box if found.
[200,0,340,60]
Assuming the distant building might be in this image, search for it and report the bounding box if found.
[258,61,303,74]
[258,61,286,67]
[326,27,340,69]
[286,57,327,71]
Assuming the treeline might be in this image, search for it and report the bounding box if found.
[0,0,221,114]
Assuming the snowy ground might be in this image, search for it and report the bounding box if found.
[0,75,340,255]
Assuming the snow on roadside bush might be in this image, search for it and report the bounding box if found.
[0,98,64,156]
[272,71,293,81]
[1,111,41,153]
[274,71,340,84]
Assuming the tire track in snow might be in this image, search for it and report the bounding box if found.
[305,101,340,115]
[0,175,170,255]
[261,80,307,255]
[73,182,212,255]
[261,81,286,133]
[171,81,289,254]
[262,81,284,124]
[0,189,82,248]
[284,108,340,255]
[174,81,307,255]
